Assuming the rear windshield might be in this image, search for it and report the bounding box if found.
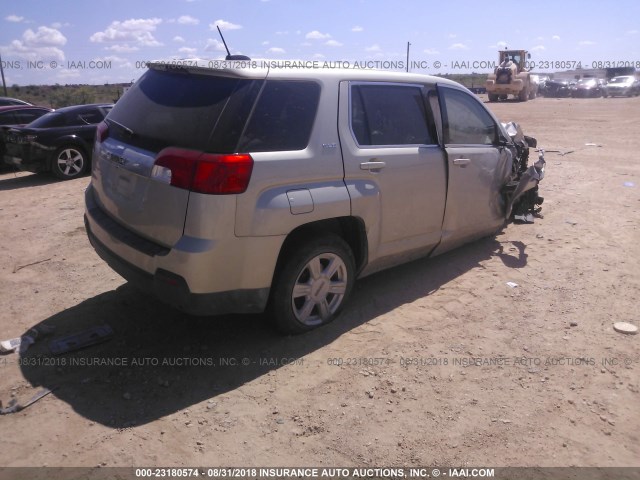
[28,112,66,128]
[107,69,261,152]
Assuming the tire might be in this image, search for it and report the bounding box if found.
[519,88,528,102]
[488,93,499,102]
[270,235,355,334]
[51,146,88,180]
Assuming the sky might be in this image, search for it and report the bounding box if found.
[1,0,639,86]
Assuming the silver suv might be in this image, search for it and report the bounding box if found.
[85,63,544,333]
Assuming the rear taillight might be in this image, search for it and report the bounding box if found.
[14,134,37,144]
[96,121,109,144]
[152,147,253,195]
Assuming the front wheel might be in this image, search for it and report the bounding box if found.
[270,235,355,334]
[519,88,528,102]
[51,146,88,180]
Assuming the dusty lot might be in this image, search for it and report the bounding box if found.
[0,96,638,469]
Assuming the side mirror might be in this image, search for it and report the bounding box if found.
[527,53,531,59]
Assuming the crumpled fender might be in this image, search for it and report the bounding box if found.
[505,153,545,219]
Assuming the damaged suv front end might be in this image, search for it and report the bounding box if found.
[501,122,546,223]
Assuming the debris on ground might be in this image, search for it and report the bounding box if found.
[0,324,56,354]
[613,322,638,335]
[49,325,114,355]
[12,257,52,274]
[0,388,54,415]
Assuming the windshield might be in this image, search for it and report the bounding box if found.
[107,68,262,152]
[610,76,633,84]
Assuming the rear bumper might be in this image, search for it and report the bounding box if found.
[3,152,48,173]
[84,185,272,315]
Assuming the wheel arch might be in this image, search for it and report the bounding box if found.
[273,216,368,279]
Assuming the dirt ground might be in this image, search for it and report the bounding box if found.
[0,95,638,469]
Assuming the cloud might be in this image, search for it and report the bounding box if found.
[23,26,67,46]
[106,44,139,52]
[210,19,242,31]
[1,26,67,61]
[627,29,638,35]
[489,40,508,49]
[5,15,24,23]
[352,26,363,32]
[552,35,561,40]
[578,40,595,46]
[173,36,185,43]
[266,47,285,54]
[204,38,225,52]
[306,30,331,40]
[448,33,457,39]
[178,47,197,55]
[90,18,163,47]
[531,45,545,52]
[50,22,70,29]
[262,40,270,46]
[365,44,381,52]
[423,48,439,55]
[449,43,468,50]
[313,53,325,59]
[325,39,343,47]
[177,15,199,25]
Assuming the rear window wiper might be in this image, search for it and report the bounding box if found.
[107,118,134,136]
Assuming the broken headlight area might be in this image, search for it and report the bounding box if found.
[501,122,546,223]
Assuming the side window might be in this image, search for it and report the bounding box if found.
[441,88,497,145]
[0,112,16,124]
[13,111,46,124]
[65,112,88,127]
[350,84,434,146]
[238,81,320,152]
[77,109,105,125]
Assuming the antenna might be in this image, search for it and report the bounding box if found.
[217,25,231,58]
[216,25,251,61]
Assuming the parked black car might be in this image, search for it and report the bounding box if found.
[0,105,53,168]
[541,79,573,97]
[3,104,112,180]
[0,97,33,107]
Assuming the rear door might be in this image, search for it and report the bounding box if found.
[433,85,512,255]
[339,81,447,268]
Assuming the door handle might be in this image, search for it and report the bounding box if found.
[360,161,386,171]
[453,158,471,167]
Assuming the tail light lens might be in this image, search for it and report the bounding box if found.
[16,134,37,144]
[152,147,253,195]
[96,121,109,143]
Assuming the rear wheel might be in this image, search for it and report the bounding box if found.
[270,235,355,334]
[488,93,499,102]
[51,146,88,180]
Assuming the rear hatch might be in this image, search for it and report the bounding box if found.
[90,64,266,247]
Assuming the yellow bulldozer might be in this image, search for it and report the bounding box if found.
[486,49,536,102]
